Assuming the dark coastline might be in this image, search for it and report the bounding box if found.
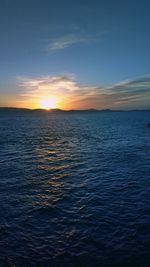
[0,107,150,113]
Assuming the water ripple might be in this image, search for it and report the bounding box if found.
[0,111,150,266]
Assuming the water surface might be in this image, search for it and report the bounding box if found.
[0,111,150,266]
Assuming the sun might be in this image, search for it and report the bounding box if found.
[40,97,58,110]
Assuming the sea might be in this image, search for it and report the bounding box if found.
[0,110,150,267]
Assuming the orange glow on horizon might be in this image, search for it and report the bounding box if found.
[14,96,71,110]
[13,92,85,110]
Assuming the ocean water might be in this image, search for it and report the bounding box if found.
[0,110,150,267]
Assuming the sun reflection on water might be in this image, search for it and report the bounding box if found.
[32,140,72,209]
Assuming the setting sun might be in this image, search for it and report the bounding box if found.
[40,97,58,110]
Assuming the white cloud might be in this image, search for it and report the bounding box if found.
[17,75,150,109]
[46,34,87,53]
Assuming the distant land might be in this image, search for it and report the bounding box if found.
[0,107,150,112]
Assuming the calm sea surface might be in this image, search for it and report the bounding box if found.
[0,111,150,267]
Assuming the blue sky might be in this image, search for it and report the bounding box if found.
[0,0,150,109]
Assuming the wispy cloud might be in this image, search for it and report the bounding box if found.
[46,34,87,53]
[44,26,112,54]
[17,75,150,109]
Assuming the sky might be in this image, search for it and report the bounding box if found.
[0,0,150,109]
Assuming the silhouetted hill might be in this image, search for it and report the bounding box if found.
[0,107,31,112]
[0,107,118,112]
[0,107,150,112]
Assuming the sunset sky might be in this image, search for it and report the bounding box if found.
[0,0,150,109]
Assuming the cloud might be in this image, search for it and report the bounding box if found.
[46,34,87,53]
[45,27,111,54]
[17,75,150,109]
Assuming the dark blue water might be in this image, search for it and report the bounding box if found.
[0,111,150,267]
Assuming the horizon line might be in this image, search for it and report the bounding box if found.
[0,107,150,112]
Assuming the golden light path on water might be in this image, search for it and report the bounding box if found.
[32,140,72,209]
